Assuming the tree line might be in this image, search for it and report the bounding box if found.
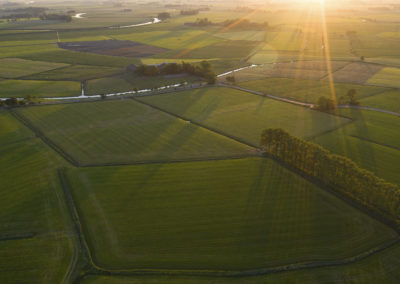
[135,61,216,84]
[260,128,400,226]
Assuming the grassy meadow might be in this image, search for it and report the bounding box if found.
[0,111,72,283]
[236,77,388,104]
[0,79,81,98]
[1,1,400,282]
[15,100,252,165]
[311,109,400,184]
[65,158,397,270]
[138,87,351,145]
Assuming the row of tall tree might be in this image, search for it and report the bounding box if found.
[260,128,400,226]
[135,61,216,84]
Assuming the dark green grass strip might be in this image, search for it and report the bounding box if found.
[9,109,80,166]
[0,233,36,242]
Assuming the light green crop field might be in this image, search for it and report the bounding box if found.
[237,78,388,104]
[360,90,400,113]
[65,158,397,270]
[0,79,81,98]
[311,109,400,184]
[81,242,400,283]
[0,112,34,145]
[25,65,122,81]
[221,61,349,82]
[16,100,251,165]
[367,67,400,88]
[137,87,351,145]
[0,111,72,283]
[0,58,68,79]
[20,49,141,67]
[155,40,260,59]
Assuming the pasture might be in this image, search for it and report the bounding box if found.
[138,86,350,146]
[0,58,68,79]
[237,77,388,104]
[311,109,400,184]
[360,90,400,113]
[0,112,72,283]
[65,158,397,269]
[367,67,400,88]
[15,100,252,165]
[1,2,400,282]
[0,79,81,98]
[25,65,122,81]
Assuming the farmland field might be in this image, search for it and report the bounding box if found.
[0,112,72,283]
[0,58,68,79]
[0,79,81,98]
[367,67,400,88]
[359,90,400,113]
[15,100,252,165]
[25,65,122,81]
[311,109,400,184]
[138,86,351,145]
[237,77,388,104]
[1,1,400,282]
[65,158,397,269]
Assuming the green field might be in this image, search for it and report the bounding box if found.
[65,158,397,270]
[0,79,81,98]
[1,2,400,282]
[0,111,72,283]
[15,100,251,165]
[0,111,34,145]
[311,109,400,184]
[138,86,351,145]
[360,90,400,113]
[367,67,400,88]
[25,65,122,81]
[237,77,388,104]
[0,58,68,79]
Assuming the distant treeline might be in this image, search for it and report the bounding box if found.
[185,18,269,30]
[1,7,72,22]
[134,61,216,84]
[40,13,72,22]
[260,128,400,226]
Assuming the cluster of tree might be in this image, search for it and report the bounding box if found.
[185,18,269,30]
[1,7,47,19]
[221,19,269,30]
[260,128,400,225]
[40,13,72,22]
[135,61,216,84]
[225,76,236,83]
[184,17,213,26]
[180,10,199,16]
[316,96,336,111]
[338,89,360,106]
[157,12,170,20]
[0,98,28,107]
